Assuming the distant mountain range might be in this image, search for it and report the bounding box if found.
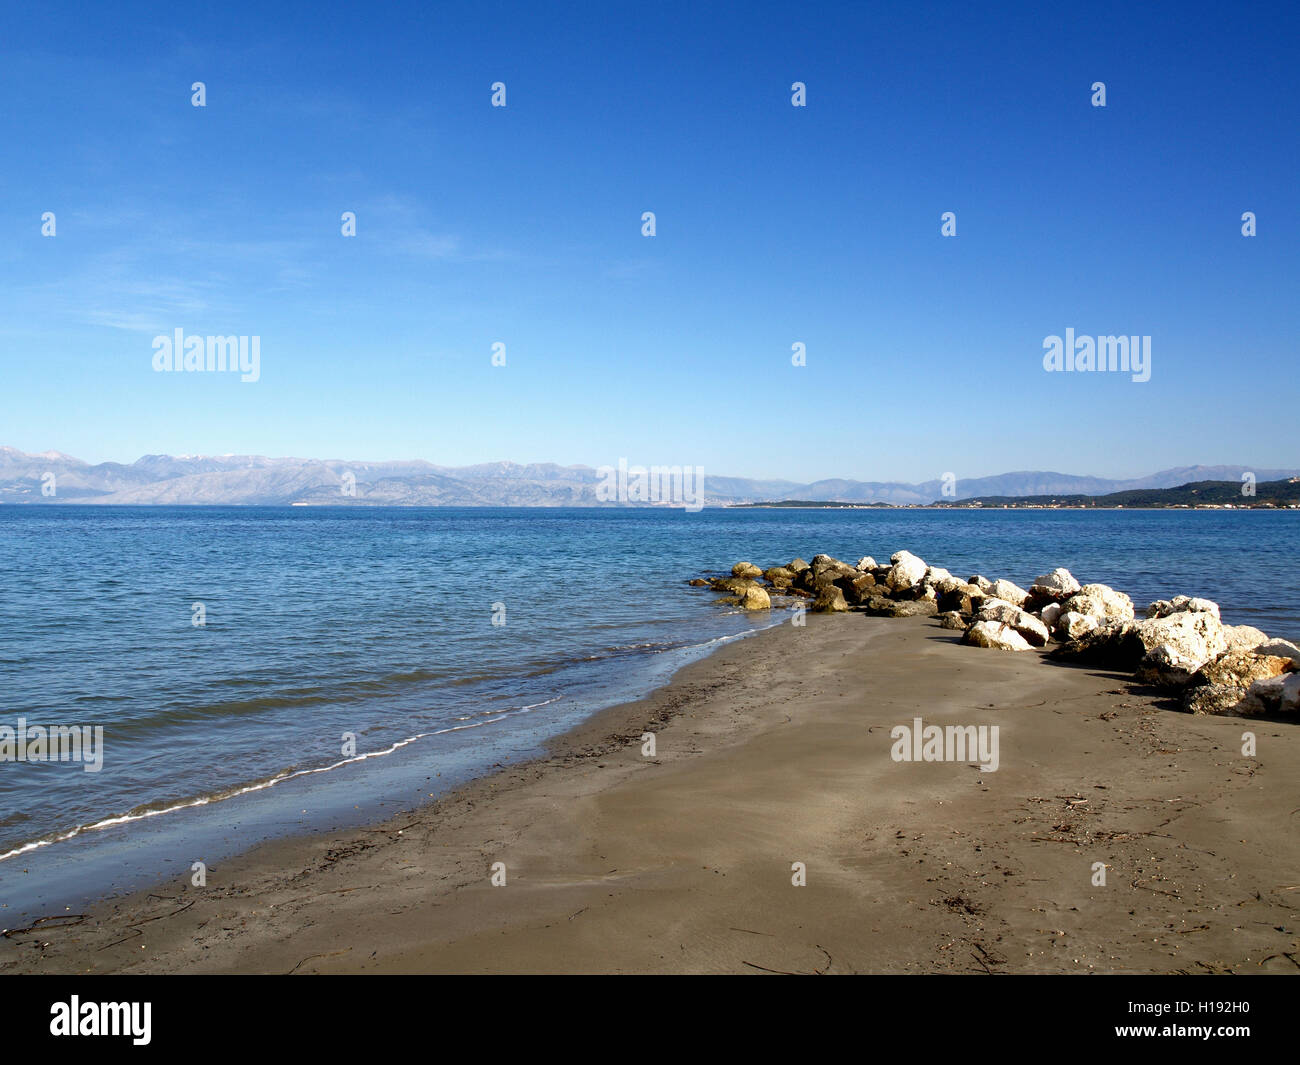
[2,447,1298,506]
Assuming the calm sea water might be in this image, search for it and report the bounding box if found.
[0,505,1295,915]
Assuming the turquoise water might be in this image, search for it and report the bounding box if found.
[0,505,1295,915]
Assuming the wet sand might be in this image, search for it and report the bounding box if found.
[3,612,1298,974]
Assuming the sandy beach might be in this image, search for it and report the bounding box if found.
[3,610,1297,975]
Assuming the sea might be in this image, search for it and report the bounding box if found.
[1,505,1295,918]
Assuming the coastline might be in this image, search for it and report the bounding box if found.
[4,612,1297,974]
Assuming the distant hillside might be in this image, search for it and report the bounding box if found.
[944,479,1300,509]
[2,447,1298,506]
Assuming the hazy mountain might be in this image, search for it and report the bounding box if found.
[1,447,1297,506]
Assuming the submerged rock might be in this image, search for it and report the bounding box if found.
[711,576,762,595]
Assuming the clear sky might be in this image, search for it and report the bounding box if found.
[1,0,1296,482]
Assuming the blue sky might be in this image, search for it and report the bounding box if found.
[1,0,1296,482]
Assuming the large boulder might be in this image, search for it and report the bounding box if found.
[988,579,1029,607]
[964,620,1033,651]
[1236,673,1300,717]
[1063,584,1135,621]
[1131,610,1228,673]
[1055,610,1101,641]
[731,561,764,579]
[938,582,985,615]
[1041,602,1063,631]
[1192,650,1291,690]
[882,600,939,618]
[936,611,966,630]
[787,557,810,574]
[854,556,876,571]
[1030,567,1081,601]
[932,575,967,596]
[1135,644,1201,690]
[1254,638,1300,666]
[738,585,772,610]
[885,550,928,592]
[1058,609,1250,692]
[923,566,953,586]
[1184,684,1253,716]
[817,567,852,589]
[1021,590,1057,615]
[763,565,796,586]
[842,574,878,605]
[1222,624,1269,654]
[861,595,937,618]
[1049,618,1142,668]
[812,585,849,613]
[967,575,993,593]
[793,566,820,593]
[977,601,1049,646]
[711,576,763,595]
[1145,595,1221,622]
[1181,652,1293,715]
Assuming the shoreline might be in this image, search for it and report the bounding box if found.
[0,614,782,920]
[4,611,1297,974]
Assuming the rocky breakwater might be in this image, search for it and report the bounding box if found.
[691,552,1299,720]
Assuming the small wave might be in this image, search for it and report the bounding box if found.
[0,694,563,865]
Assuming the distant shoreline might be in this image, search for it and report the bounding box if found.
[727,503,1300,511]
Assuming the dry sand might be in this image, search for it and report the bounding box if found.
[3,613,1298,974]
